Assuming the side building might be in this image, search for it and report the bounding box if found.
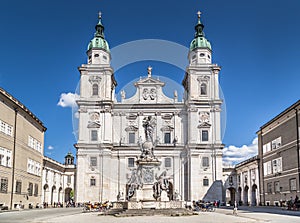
[0,87,46,210]
[235,156,260,206]
[257,100,300,206]
[223,156,260,206]
[42,153,76,207]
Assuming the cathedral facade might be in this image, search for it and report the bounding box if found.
[75,12,224,203]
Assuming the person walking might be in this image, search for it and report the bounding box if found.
[233,201,238,216]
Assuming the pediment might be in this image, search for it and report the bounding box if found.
[134,77,165,87]
[125,125,138,132]
[197,122,211,128]
[119,74,176,104]
[126,114,138,120]
[89,76,101,83]
[197,75,210,83]
[160,125,174,131]
[162,114,173,120]
[87,122,101,128]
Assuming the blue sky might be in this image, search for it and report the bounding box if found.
[1,0,299,164]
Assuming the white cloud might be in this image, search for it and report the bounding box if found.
[74,111,79,119]
[57,92,79,108]
[222,137,258,167]
[48,145,54,150]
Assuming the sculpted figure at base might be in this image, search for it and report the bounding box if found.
[126,168,142,200]
[153,170,171,200]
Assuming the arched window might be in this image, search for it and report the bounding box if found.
[92,84,98,96]
[200,83,207,95]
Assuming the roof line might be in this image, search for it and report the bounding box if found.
[257,100,300,132]
[0,87,47,131]
[235,155,259,168]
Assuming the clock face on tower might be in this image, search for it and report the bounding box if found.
[90,112,100,122]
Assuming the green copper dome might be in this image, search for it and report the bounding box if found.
[190,12,212,51]
[87,12,110,52]
[65,152,74,158]
[190,37,211,51]
[88,37,110,52]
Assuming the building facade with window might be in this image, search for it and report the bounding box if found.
[0,87,46,210]
[42,153,76,207]
[75,13,224,203]
[257,100,300,206]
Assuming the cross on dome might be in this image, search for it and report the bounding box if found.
[197,11,201,19]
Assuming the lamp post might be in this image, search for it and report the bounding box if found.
[280,186,283,207]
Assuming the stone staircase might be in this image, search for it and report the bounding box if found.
[202,180,223,202]
[102,208,194,217]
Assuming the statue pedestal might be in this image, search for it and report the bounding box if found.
[131,189,143,202]
[114,156,184,210]
[142,184,155,201]
[160,190,169,202]
[137,159,160,202]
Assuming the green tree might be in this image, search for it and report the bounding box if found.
[70,190,74,199]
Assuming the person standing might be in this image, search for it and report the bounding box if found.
[233,201,238,216]
[295,195,299,204]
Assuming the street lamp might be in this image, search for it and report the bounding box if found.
[280,186,283,207]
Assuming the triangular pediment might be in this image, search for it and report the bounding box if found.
[160,125,174,131]
[87,122,101,128]
[162,114,173,120]
[119,71,176,104]
[197,122,211,128]
[134,77,165,87]
[125,125,138,132]
[126,114,138,120]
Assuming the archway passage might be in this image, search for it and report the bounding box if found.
[227,187,236,205]
[51,186,56,205]
[251,184,258,206]
[58,187,63,203]
[43,184,49,204]
[237,187,242,204]
[244,185,249,206]
[65,188,72,203]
